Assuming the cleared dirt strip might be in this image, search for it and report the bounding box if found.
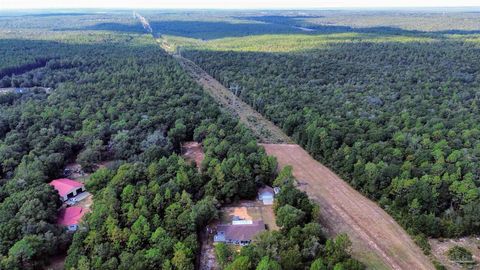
[173,54,292,144]
[261,144,434,270]
[167,46,434,269]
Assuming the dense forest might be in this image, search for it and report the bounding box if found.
[0,30,233,268]
[184,36,480,239]
[0,12,366,270]
[65,118,363,270]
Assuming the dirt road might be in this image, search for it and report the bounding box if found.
[262,144,434,270]
[173,53,292,144]
[161,40,434,269]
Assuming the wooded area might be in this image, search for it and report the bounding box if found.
[2,9,480,269]
[0,12,364,269]
[184,36,480,240]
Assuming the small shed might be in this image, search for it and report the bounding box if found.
[57,206,85,231]
[49,178,85,201]
[258,186,275,205]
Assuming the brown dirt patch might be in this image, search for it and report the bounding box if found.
[224,206,253,221]
[430,237,480,269]
[198,228,219,270]
[261,143,434,270]
[64,163,89,182]
[76,193,93,210]
[181,141,205,170]
[219,201,278,231]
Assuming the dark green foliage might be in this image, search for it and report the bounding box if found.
[275,204,306,231]
[185,37,480,237]
[0,31,232,268]
[0,184,68,269]
[65,119,276,269]
[215,243,233,269]
[256,256,282,270]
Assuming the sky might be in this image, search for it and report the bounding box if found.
[1,0,479,10]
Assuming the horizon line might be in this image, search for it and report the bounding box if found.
[1,6,480,11]
[0,5,480,11]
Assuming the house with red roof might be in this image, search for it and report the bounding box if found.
[49,178,85,202]
[57,206,86,231]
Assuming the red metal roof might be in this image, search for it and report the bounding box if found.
[57,206,85,226]
[49,178,84,197]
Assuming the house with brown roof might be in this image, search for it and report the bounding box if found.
[214,220,265,245]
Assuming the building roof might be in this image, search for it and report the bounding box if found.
[49,178,84,197]
[258,186,274,195]
[217,221,265,241]
[57,206,85,226]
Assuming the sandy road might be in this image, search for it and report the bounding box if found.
[173,53,292,144]
[262,144,434,270]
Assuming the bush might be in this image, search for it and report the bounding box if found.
[446,246,475,266]
[413,234,431,255]
[215,243,232,268]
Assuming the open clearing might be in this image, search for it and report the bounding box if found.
[262,144,434,270]
[198,200,278,270]
[181,141,205,170]
[220,201,279,231]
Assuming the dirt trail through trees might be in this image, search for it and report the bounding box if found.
[262,144,434,269]
[168,47,434,269]
[173,54,292,144]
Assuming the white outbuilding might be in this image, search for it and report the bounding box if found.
[258,186,275,205]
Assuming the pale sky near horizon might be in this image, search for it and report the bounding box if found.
[0,0,479,10]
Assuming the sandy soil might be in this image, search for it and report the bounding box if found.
[181,141,205,170]
[220,201,279,231]
[430,237,480,269]
[76,193,93,210]
[262,143,434,270]
[198,227,219,270]
[198,200,278,269]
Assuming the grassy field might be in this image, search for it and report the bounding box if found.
[176,33,438,53]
